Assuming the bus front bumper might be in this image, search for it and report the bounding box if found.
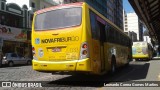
[32,58,91,72]
[133,55,149,59]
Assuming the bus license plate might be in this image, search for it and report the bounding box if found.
[52,48,61,52]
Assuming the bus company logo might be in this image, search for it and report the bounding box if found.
[38,48,44,57]
[35,38,40,44]
[41,36,79,44]
[2,82,11,87]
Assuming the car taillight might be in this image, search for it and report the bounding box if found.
[82,44,88,49]
[82,50,87,55]
[32,47,35,54]
[80,42,89,59]
[32,47,37,60]
[3,56,6,59]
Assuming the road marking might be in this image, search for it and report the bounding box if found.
[114,68,136,81]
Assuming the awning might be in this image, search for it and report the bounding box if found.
[129,0,160,44]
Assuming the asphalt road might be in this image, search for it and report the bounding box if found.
[0,59,160,90]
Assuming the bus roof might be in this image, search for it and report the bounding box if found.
[36,2,83,14]
[87,3,129,38]
[34,2,130,39]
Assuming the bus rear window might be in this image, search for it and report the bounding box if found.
[34,7,82,30]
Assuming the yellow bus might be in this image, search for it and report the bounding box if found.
[32,2,132,75]
[132,41,153,60]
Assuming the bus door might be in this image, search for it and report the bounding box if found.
[97,21,106,72]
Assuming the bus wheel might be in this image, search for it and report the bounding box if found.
[111,56,116,74]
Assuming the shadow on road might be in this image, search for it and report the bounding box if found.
[46,62,150,87]
[114,63,150,81]
[151,58,160,60]
[0,64,31,68]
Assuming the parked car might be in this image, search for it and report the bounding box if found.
[2,53,32,67]
[0,52,3,67]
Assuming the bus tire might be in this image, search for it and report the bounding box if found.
[111,56,116,74]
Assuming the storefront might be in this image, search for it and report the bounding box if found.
[0,24,32,58]
[0,1,32,58]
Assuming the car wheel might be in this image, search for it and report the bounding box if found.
[0,60,2,67]
[8,62,14,67]
[27,61,31,65]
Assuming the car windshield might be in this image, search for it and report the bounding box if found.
[11,53,17,57]
[34,7,82,30]
[5,53,8,57]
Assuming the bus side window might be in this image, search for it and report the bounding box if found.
[89,10,98,39]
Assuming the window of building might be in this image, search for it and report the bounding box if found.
[0,13,23,28]
[31,2,35,8]
[1,2,5,10]
[1,15,5,25]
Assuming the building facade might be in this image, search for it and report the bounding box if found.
[0,0,32,58]
[29,0,57,12]
[123,10,137,42]
[29,0,57,28]
[0,0,58,58]
[123,10,128,32]
[128,31,137,42]
[139,20,144,41]
[6,0,57,28]
[124,12,143,41]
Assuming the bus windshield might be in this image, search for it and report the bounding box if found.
[34,7,82,30]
